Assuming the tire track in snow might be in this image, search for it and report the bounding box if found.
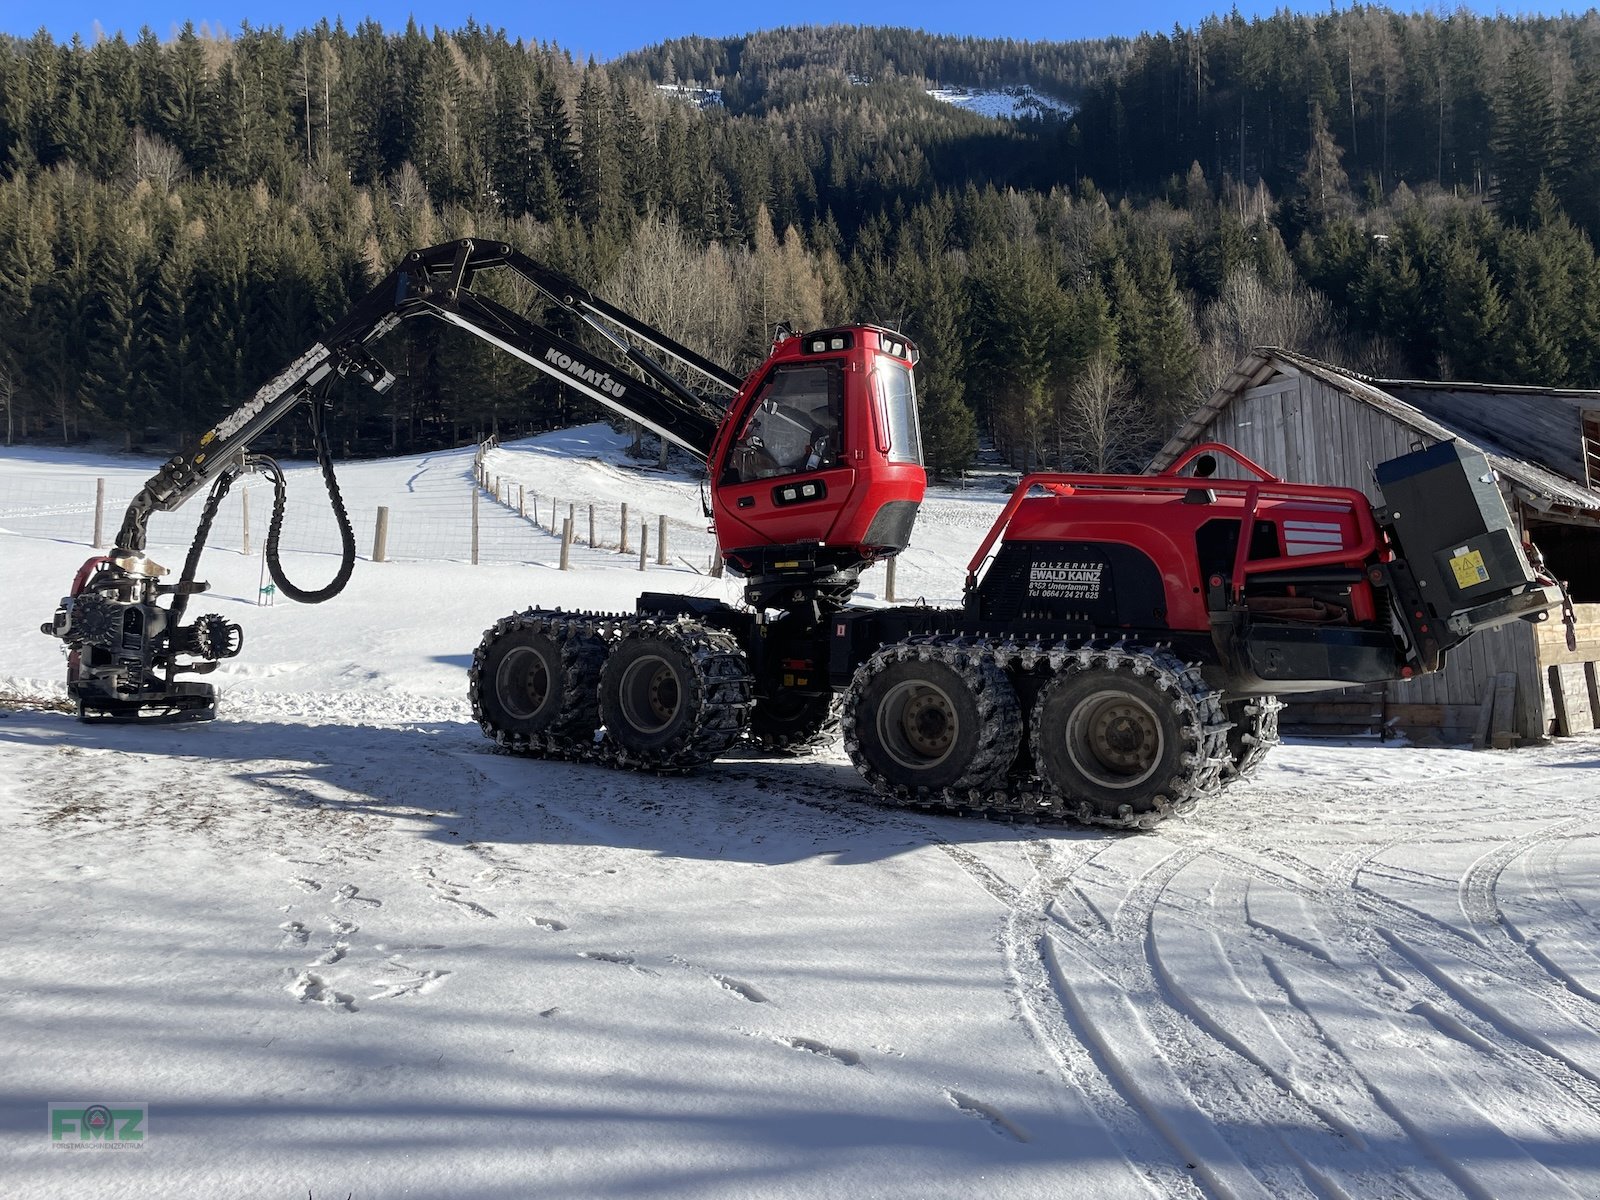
[1219,831,1600,1112]
[1218,832,1600,1190]
[998,839,1210,1199]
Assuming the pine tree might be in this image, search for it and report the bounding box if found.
[1490,42,1557,226]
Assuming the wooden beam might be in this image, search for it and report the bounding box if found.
[1548,663,1597,735]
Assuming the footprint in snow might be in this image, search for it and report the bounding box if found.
[311,942,348,966]
[528,916,568,931]
[368,966,452,1001]
[777,1036,861,1066]
[944,1089,1029,1143]
[277,921,310,949]
[713,974,769,1003]
[579,951,656,974]
[287,970,357,1013]
[332,884,382,908]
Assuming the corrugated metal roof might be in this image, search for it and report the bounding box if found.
[1149,347,1600,513]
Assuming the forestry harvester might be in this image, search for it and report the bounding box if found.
[41,240,1571,828]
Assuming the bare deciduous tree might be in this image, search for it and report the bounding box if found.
[1068,352,1153,474]
[0,362,14,446]
[1196,266,1340,392]
[130,129,187,192]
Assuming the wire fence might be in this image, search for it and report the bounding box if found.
[0,445,719,576]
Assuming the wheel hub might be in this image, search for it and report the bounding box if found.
[877,680,959,769]
[1066,690,1164,787]
[618,654,684,734]
[497,647,552,720]
[645,663,680,722]
[902,689,955,755]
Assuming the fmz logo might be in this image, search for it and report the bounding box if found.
[49,1103,147,1150]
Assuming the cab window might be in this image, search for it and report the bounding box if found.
[875,358,922,465]
[724,363,843,483]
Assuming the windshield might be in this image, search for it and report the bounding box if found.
[724,363,843,483]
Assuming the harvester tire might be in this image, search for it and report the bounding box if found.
[471,614,604,750]
[749,691,840,753]
[1223,695,1282,781]
[598,622,751,770]
[844,642,1021,795]
[1031,647,1221,826]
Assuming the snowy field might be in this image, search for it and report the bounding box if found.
[3,428,1600,1199]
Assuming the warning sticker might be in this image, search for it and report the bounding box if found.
[1028,561,1105,601]
[1449,548,1490,589]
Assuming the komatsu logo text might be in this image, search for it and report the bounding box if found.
[1028,561,1105,601]
[544,349,627,399]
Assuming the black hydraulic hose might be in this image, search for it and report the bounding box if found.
[261,400,358,605]
[164,465,240,688]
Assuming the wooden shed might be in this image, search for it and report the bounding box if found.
[1148,348,1600,745]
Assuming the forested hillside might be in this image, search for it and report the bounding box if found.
[3,12,1600,474]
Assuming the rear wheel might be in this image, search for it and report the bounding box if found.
[1032,649,1216,825]
[599,623,751,769]
[844,643,1020,796]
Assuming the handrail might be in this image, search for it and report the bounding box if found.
[1163,441,1281,481]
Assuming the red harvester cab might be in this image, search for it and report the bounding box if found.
[708,326,927,600]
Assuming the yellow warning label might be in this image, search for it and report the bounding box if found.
[1449,548,1490,589]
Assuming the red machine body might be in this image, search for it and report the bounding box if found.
[968,443,1386,635]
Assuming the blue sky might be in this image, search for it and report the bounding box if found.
[0,1,1548,62]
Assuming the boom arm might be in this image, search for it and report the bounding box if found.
[45,238,747,723]
[118,238,740,552]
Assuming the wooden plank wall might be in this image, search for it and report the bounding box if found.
[1536,602,1600,735]
[1203,370,1548,743]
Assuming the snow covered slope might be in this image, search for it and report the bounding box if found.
[926,85,1075,120]
[3,431,1600,1198]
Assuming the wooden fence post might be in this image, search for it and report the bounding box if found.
[619,503,630,553]
[560,517,572,571]
[373,505,389,562]
[518,484,525,517]
[588,504,596,547]
[241,486,251,556]
[657,515,668,565]
[639,521,648,571]
[551,497,557,528]
[886,555,897,603]
[471,484,480,565]
[93,478,105,548]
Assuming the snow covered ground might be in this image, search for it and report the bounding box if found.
[3,428,1600,1199]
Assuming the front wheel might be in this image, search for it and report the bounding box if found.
[843,644,1020,796]
[470,616,604,749]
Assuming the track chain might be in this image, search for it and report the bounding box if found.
[1222,694,1284,782]
[842,637,1232,831]
[469,608,753,773]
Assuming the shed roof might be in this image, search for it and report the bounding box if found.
[1149,348,1600,514]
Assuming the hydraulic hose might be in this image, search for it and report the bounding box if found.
[260,399,358,605]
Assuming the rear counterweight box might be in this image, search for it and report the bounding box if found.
[1374,441,1536,618]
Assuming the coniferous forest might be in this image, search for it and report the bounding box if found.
[4,12,1600,474]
